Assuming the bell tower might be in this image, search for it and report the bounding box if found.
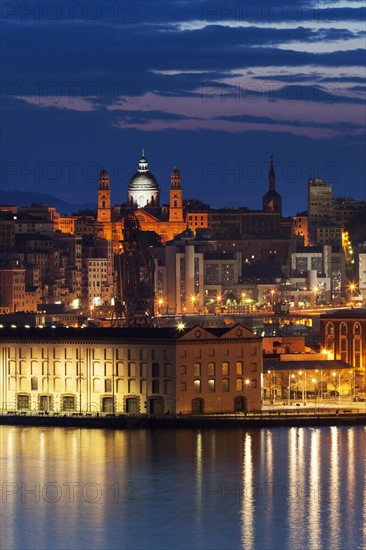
[169,167,184,222]
[97,167,111,223]
[262,156,282,215]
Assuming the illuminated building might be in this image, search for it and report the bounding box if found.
[97,152,187,244]
[0,324,262,414]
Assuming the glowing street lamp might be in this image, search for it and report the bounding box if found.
[315,369,323,399]
[348,282,357,302]
[157,297,164,315]
[332,371,341,404]
[288,373,295,405]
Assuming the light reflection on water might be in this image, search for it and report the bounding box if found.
[1,426,365,550]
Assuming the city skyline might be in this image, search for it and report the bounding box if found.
[1,0,365,216]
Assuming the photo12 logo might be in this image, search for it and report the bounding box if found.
[1,2,141,24]
[2,481,140,504]
[201,2,339,24]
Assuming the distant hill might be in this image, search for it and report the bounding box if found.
[0,190,96,214]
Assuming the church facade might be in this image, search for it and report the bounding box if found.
[97,151,188,244]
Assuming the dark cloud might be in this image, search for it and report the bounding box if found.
[215,113,364,131]
[1,0,365,213]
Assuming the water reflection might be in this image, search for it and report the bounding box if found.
[241,433,254,550]
[328,427,341,549]
[308,428,321,549]
[287,428,306,548]
[1,426,365,550]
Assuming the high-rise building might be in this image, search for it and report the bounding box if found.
[307,177,335,245]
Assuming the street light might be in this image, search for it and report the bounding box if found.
[349,369,356,399]
[288,373,295,405]
[348,282,357,303]
[157,297,164,315]
[332,371,340,404]
[315,369,323,399]
[78,372,85,414]
[298,370,307,405]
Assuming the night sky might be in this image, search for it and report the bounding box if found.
[1,0,365,215]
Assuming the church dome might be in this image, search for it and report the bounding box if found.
[127,150,160,208]
[128,150,159,191]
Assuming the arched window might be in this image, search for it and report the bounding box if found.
[222,379,230,392]
[208,379,215,393]
[208,362,215,376]
[326,322,334,335]
[191,398,204,413]
[31,377,38,391]
[354,323,361,335]
[340,322,348,336]
[193,380,201,393]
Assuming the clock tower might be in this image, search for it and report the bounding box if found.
[97,167,111,223]
[169,167,184,222]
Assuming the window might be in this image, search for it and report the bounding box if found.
[340,323,347,336]
[164,363,172,378]
[208,362,215,376]
[236,379,243,392]
[194,363,201,377]
[194,380,201,393]
[208,379,215,393]
[180,365,187,375]
[222,379,230,392]
[31,377,38,391]
[140,362,147,378]
[128,379,135,393]
[250,379,257,388]
[180,382,187,391]
[128,363,136,377]
[234,396,246,412]
[354,323,361,335]
[39,395,52,411]
[152,362,160,378]
[222,362,229,376]
[251,363,257,372]
[105,379,112,393]
[152,380,160,394]
[62,396,75,411]
[236,362,243,375]
[17,395,30,409]
[191,398,204,413]
[164,380,172,394]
